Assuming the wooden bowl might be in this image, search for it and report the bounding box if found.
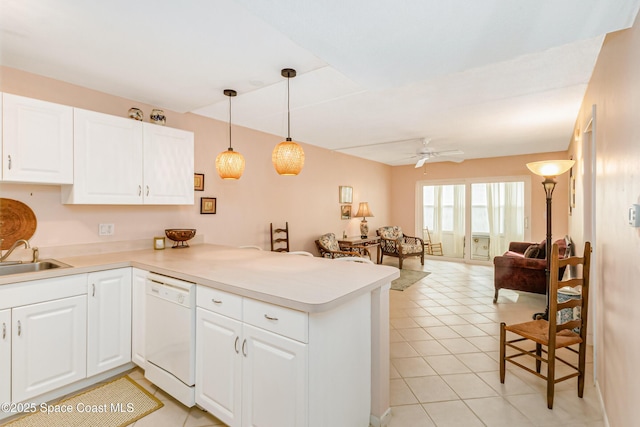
[165,229,196,248]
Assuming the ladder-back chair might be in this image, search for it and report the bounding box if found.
[500,241,591,409]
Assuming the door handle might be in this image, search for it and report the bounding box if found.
[92,283,96,297]
[7,155,11,170]
[138,185,142,196]
[234,336,240,354]
[242,339,247,357]
[2,323,5,340]
[17,320,21,337]
[146,186,149,196]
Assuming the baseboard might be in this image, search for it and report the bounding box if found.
[370,407,392,427]
[595,380,610,427]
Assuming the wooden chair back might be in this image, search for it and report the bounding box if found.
[423,227,443,256]
[270,222,290,252]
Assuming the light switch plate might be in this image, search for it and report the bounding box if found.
[99,223,115,235]
[629,204,640,227]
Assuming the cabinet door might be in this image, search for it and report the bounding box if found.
[242,324,308,427]
[64,108,143,204]
[87,268,132,377]
[143,123,194,205]
[131,268,147,368]
[2,93,73,184]
[0,309,10,404]
[196,308,242,427]
[12,295,87,402]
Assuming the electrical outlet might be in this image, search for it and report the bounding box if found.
[99,223,115,236]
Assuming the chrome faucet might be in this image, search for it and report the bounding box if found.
[0,239,31,263]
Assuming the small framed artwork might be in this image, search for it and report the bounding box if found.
[200,197,217,214]
[339,186,353,204]
[341,204,352,220]
[194,173,205,191]
[153,236,166,250]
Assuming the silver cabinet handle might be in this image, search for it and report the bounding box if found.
[2,323,5,340]
[264,314,279,321]
[92,283,96,297]
[146,185,149,196]
[234,336,240,354]
[242,339,247,357]
[7,155,11,170]
[212,299,222,304]
[17,320,21,337]
[138,185,142,196]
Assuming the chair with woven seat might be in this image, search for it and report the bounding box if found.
[500,241,591,409]
[315,233,363,259]
[377,226,424,269]
[423,227,443,256]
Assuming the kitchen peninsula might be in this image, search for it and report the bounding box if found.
[0,244,398,427]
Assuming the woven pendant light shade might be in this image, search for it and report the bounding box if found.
[273,68,304,176]
[215,88,245,180]
[216,149,245,180]
[272,140,304,176]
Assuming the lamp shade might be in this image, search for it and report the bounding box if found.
[526,160,575,177]
[354,202,374,218]
[272,140,304,176]
[216,149,245,180]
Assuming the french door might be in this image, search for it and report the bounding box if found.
[417,177,531,262]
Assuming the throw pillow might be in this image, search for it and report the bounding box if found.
[524,244,541,258]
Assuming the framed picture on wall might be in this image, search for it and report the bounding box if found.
[341,204,352,220]
[200,197,216,214]
[194,173,205,191]
[339,186,353,204]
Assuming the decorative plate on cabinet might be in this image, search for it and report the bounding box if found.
[0,198,37,250]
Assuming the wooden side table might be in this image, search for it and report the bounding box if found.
[338,236,381,264]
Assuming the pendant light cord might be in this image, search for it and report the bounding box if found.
[286,76,291,141]
[228,94,233,150]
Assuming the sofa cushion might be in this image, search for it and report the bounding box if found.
[524,244,542,258]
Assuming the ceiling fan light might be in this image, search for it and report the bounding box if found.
[272,140,304,176]
[216,148,245,179]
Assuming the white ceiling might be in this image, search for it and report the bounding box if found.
[1,0,639,165]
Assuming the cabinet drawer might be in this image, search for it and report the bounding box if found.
[197,286,242,320]
[243,298,308,343]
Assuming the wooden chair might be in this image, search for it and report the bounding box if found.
[315,233,363,259]
[377,226,424,269]
[270,222,290,252]
[500,241,591,409]
[423,227,443,256]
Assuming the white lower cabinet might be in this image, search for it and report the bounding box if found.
[0,309,11,404]
[241,324,307,427]
[131,268,147,368]
[195,288,308,427]
[12,295,87,402]
[87,268,132,377]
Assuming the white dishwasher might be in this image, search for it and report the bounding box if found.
[145,272,196,407]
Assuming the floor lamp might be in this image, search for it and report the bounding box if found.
[526,159,575,320]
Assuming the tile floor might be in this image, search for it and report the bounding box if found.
[126,256,603,427]
[385,257,603,427]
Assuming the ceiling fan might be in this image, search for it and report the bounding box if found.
[413,139,464,168]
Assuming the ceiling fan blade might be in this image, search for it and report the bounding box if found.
[415,157,427,168]
[433,150,464,156]
[437,156,465,163]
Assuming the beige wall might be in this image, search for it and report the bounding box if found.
[0,67,391,255]
[390,152,571,242]
[568,15,640,427]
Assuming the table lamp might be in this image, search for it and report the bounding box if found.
[354,202,374,238]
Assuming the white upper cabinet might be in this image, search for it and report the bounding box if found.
[142,122,194,205]
[1,93,73,184]
[64,108,143,204]
[62,108,194,205]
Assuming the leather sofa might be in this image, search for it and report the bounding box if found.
[493,237,569,303]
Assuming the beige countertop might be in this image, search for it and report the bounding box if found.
[0,244,399,313]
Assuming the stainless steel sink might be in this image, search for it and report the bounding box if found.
[0,259,71,276]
